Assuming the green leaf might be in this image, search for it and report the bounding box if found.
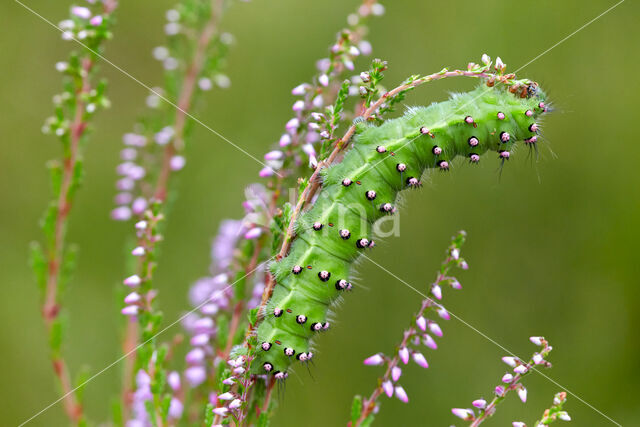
[49,315,66,356]
[58,244,78,296]
[257,412,270,427]
[74,366,91,403]
[360,414,375,427]
[29,241,47,295]
[351,395,363,424]
[48,160,63,198]
[41,202,59,246]
[204,403,214,426]
[248,307,259,325]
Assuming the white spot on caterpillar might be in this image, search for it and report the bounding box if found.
[469,153,480,163]
[342,178,353,187]
[500,132,510,143]
[296,314,307,324]
[396,163,407,172]
[499,151,510,159]
[438,160,449,170]
[525,109,533,117]
[497,112,505,120]
[318,270,331,281]
[356,238,370,248]
[261,342,271,351]
[284,348,295,356]
[366,190,376,200]
[432,146,442,156]
[292,265,302,274]
[468,136,479,147]
[274,308,283,317]
[313,222,323,231]
[263,362,273,372]
[376,146,387,153]
[339,229,351,239]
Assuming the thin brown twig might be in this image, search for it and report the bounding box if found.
[153,0,224,202]
[41,55,93,424]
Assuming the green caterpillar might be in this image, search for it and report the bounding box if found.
[252,82,548,379]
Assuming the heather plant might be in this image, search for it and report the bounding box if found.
[28,1,578,426]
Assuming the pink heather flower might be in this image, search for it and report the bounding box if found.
[244,227,262,240]
[308,122,320,131]
[185,348,205,364]
[111,206,132,221]
[416,316,427,331]
[495,386,505,396]
[124,292,141,305]
[451,248,460,259]
[285,118,299,132]
[222,377,235,385]
[123,133,147,147]
[517,386,527,403]
[363,354,384,366]
[90,15,103,26]
[123,275,142,287]
[472,399,486,409]
[529,336,544,346]
[382,380,393,397]
[190,333,209,346]
[132,197,148,215]
[431,283,442,300]
[437,306,450,320]
[423,334,437,350]
[71,6,91,19]
[512,423,527,427]
[451,408,473,420]
[394,386,409,403]
[229,399,242,410]
[502,356,517,367]
[349,45,360,56]
[132,246,146,256]
[292,100,305,112]
[398,347,410,364]
[127,165,146,181]
[233,367,245,375]
[312,95,323,108]
[193,317,214,332]
[533,353,544,365]
[412,352,429,369]
[259,167,275,178]
[117,177,134,190]
[121,305,139,316]
[168,397,183,419]
[460,261,469,270]
[318,74,329,87]
[279,133,292,147]
[291,84,308,96]
[135,220,147,230]
[309,155,318,169]
[167,371,181,391]
[391,366,402,382]
[502,373,514,383]
[212,407,228,416]
[121,148,137,161]
[514,365,528,374]
[558,412,571,421]
[428,321,443,337]
[184,366,206,387]
[359,40,372,55]
[114,192,132,205]
[218,392,234,401]
[264,150,283,161]
[451,279,462,289]
[170,155,186,171]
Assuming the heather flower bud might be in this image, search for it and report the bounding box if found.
[428,321,443,337]
[502,356,517,367]
[558,412,571,421]
[416,316,426,331]
[229,399,242,409]
[121,305,139,316]
[363,354,384,366]
[514,365,528,374]
[318,74,329,87]
[291,84,308,96]
[422,334,437,350]
[495,385,505,396]
[264,150,283,161]
[124,292,141,304]
[170,155,186,171]
[481,53,491,65]
[292,100,304,112]
[394,386,409,403]
[71,6,91,19]
[168,371,181,391]
[451,408,474,420]
[398,347,409,364]
[472,399,486,409]
[431,283,442,300]
[512,423,527,427]
[529,336,544,346]
[517,386,527,402]
[244,227,262,239]
[218,392,234,401]
[132,246,145,256]
[412,352,429,368]
[502,373,514,383]
[123,275,142,287]
[382,380,393,397]
[391,366,402,382]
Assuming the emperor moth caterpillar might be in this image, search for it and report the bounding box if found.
[252,83,548,379]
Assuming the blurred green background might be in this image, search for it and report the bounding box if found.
[1,0,639,425]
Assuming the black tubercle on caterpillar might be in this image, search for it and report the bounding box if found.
[251,83,548,376]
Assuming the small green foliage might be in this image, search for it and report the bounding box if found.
[204,403,215,426]
[351,395,363,424]
[257,412,270,427]
[49,315,66,357]
[29,241,47,295]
